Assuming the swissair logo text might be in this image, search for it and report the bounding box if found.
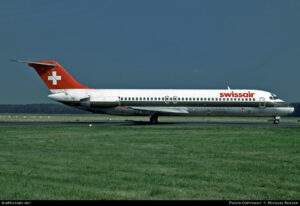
[220,91,254,98]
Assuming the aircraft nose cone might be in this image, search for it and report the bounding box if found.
[289,106,295,114]
[277,99,285,103]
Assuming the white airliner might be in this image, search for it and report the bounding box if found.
[12,60,294,124]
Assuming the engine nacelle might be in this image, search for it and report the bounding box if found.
[83,96,120,107]
[48,92,89,102]
[49,92,120,108]
[90,96,119,107]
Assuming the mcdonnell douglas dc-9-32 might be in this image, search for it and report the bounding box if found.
[12,60,294,124]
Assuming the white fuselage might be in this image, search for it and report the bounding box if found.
[48,89,294,117]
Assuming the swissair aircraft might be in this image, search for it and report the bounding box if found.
[12,60,294,124]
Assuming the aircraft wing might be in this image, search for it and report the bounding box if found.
[130,106,189,114]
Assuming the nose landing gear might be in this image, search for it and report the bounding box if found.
[273,116,280,124]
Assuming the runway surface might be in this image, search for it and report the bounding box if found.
[0,121,299,127]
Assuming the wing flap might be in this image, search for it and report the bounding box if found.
[130,106,189,114]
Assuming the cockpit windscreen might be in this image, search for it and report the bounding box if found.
[270,93,279,100]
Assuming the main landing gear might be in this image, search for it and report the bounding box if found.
[150,114,159,124]
[273,116,280,124]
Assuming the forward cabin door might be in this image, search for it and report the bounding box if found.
[173,96,177,104]
[259,97,266,109]
[165,96,170,104]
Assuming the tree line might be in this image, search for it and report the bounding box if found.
[0,103,299,116]
[0,104,89,114]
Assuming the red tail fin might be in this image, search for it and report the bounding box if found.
[27,60,89,90]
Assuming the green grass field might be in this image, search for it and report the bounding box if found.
[0,117,300,200]
[0,113,299,123]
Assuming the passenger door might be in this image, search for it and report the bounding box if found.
[165,96,170,104]
[259,97,266,109]
[173,96,177,104]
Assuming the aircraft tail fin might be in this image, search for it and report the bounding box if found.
[11,59,90,91]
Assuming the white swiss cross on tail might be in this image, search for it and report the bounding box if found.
[48,71,61,85]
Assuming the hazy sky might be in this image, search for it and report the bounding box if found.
[1,0,300,104]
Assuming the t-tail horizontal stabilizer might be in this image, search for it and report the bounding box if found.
[10,59,56,67]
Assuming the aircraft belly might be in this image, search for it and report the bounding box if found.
[91,107,144,116]
[91,106,293,117]
[184,107,293,117]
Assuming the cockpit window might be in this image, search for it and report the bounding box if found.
[271,93,279,100]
